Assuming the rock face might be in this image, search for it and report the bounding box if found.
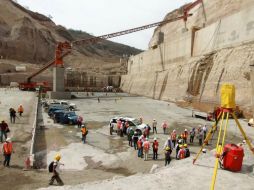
[0,0,141,64]
[0,0,142,86]
[121,0,254,113]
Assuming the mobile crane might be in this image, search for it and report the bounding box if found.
[19,0,203,91]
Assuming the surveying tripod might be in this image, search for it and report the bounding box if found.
[192,85,254,190]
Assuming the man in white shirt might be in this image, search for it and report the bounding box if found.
[49,154,64,186]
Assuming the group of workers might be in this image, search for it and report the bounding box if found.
[1,105,24,168]
[8,104,23,124]
[112,118,202,166]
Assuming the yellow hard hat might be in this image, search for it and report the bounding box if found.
[184,144,188,148]
[166,147,170,151]
[55,154,61,161]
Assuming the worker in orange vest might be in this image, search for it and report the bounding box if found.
[81,125,88,144]
[2,138,14,167]
[171,130,177,147]
[137,137,143,158]
[162,121,168,134]
[116,120,121,136]
[177,145,186,160]
[182,129,188,144]
[152,137,159,160]
[18,104,24,116]
[143,138,150,161]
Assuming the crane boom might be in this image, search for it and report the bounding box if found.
[72,14,191,46]
[23,14,192,86]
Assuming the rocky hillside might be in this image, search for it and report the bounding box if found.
[0,0,141,64]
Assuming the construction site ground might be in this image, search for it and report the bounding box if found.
[0,89,253,190]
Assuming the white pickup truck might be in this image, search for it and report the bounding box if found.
[109,117,148,135]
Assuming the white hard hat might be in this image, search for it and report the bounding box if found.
[248,118,254,125]
[173,129,176,132]
[184,129,187,131]
[202,149,207,153]
[154,137,157,141]
[168,137,171,140]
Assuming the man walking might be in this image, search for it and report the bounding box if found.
[161,121,168,134]
[9,108,16,123]
[49,154,64,186]
[81,125,88,144]
[3,138,14,167]
[0,120,8,143]
[171,130,177,147]
[17,104,24,116]
[164,147,172,166]
[152,119,157,134]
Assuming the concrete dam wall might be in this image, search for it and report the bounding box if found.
[121,0,254,112]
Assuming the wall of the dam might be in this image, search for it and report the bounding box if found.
[121,1,254,112]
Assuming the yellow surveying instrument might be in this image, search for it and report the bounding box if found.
[192,84,254,190]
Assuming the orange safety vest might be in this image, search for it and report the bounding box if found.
[3,142,13,154]
[81,128,87,135]
[179,149,185,159]
[143,142,150,151]
[18,106,24,113]
[171,132,177,140]
[137,140,142,149]
[117,121,121,129]
[182,132,188,139]
[153,141,159,150]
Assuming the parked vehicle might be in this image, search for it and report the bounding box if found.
[109,117,148,135]
[48,106,66,117]
[53,110,67,123]
[44,100,77,111]
[60,111,79,125]
[192,110,214,121]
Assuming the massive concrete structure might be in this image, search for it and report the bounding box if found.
[121,0,254,114]
[48,67,71,99]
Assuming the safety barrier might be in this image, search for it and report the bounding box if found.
[29,95,39,167]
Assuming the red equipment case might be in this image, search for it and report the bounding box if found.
[222,144,244,172]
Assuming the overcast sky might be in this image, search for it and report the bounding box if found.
[18,0,191,50]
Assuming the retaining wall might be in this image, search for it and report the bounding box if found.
[29,96,39,167]
[121,3,254,111]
